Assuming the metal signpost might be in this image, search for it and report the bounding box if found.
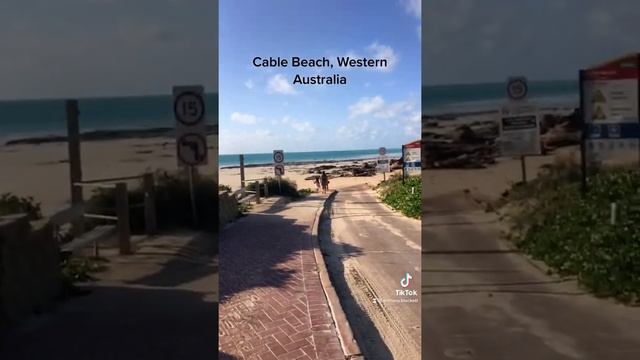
[580,54,640,193]
[499,77,541,183]
[376,147,390,181]
[173,85,207,226]
[273,150,285,193]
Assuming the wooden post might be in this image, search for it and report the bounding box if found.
[115,182,131,255]
[240,154,246,190]
[263,178,269,198]
[520,155,527,183]
[66,100,84,235]
[143,173,157,236]
[255,181,261,204]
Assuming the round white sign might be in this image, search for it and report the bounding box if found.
[174,92,205,126]
[273,150,284,163]
[177,133,207,166]
[507,78,528,101]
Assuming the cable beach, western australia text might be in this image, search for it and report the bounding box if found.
[252,56,389,85]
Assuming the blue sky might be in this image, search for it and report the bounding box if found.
[0,0,217,100]
[424,0,640,85]
[219,0,421,154]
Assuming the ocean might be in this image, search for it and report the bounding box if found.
[0,94,218,143]
[219,148,403,168]
[422,79,579,115]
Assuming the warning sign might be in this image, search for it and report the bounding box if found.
[499,104,541,156]
[592,89,607,103]
[581,54,640,166]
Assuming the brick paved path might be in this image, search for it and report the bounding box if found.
[219,195,344,360]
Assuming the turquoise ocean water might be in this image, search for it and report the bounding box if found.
[423,79,579,115]
[219,148,402,168]
[0,94,218,143]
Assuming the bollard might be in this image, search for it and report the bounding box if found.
[263,178,269,198]
[255,181,261,204]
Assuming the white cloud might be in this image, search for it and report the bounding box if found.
[366,42,399,72]
[244,79,254,89]
[348,95,415,119]
[267,74,297,95]
[348,96,386,118]
[400,0,421,19]
[231,112,259,125]
[219,128,274,154]
[280,116,316,133]
[338,43,399,73]
[291,120,315,133]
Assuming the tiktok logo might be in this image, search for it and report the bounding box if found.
[400,273,412,288]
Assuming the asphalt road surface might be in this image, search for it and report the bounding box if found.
[321,184,421,359]
[422,189,640,360]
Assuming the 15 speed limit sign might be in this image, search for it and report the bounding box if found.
[173,85,207,167]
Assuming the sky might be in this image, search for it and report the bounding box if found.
[219,0,421,154]
[0,0,217,100]
[424,0,640,85]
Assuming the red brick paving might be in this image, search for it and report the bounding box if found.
[219,197,344,360]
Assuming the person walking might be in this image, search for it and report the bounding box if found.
[321,171,329,194]
[314,176,321,192]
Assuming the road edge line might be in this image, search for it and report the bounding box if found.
[311,191,363,359]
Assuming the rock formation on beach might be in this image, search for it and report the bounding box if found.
[422,109,582,169]
[304,159,402,179]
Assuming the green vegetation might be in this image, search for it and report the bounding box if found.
[86,170,218,233]
[218,184,232,192]
[377,174,421,219]
[61,257,107,284]
[502,156,640,304]
[246,177,309,199]
[0,193,42,220]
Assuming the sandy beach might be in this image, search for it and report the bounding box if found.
[219,159,397,193]
[0,135,218,216]
[423,109,639,205]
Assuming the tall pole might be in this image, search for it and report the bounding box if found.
[66,100,84,234]
[579,70,588,195]
[239,154,245,190]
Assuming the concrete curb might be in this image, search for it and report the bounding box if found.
[310,191,363,359]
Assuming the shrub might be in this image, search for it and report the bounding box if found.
[86,170,218,234]
[0,193,42,220]
[377,174,421,219]
[246,177,305,198]
[503,158,640,304]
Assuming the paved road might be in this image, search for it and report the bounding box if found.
[422,189,640,360]
[0,232,218,359]
[219,195,344,360]
[322,184,421,359]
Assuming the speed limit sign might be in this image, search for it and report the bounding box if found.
[273,150,284,164]
[173,85,207,168]
[173,87,205,126]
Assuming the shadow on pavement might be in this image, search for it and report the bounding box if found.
[127,232,218,288]
[219,206,313,303]
[0,286,218,359]
[319,191,394,360]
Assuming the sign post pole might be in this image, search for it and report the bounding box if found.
[188,165,198,227]
[173,85,207,227]
[402,145,406,184]
[579,70,588,195]
[520,155,527,183]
